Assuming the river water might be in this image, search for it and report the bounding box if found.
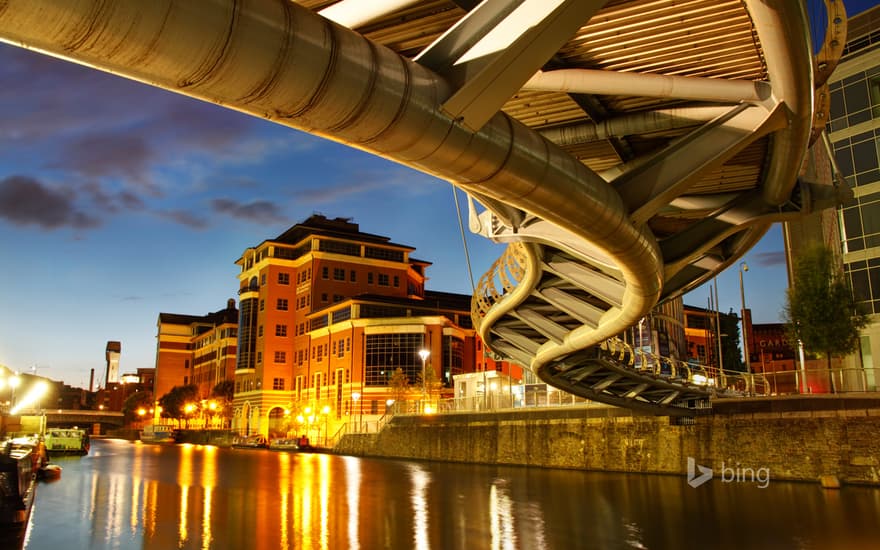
[18,438,880,549]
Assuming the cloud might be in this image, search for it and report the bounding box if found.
[51,133,158,190]
[1,44,280,192]
[754,251,786,267]
[211,198,287,224]
[158,209,209,229]
[0,175,99,229]
[294,167,441,203]
[81,181,147,213]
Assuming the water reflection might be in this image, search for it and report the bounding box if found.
[21,439,880,549]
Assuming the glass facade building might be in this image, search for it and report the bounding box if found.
[828,6,880,381]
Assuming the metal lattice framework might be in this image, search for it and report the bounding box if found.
[0,0,848,415]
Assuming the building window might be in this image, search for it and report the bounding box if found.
[261,273,267,286]
[273,377,285,390]
[276,324,287,337]
[368,272,374,285]
[443,335,464,384]
[322,266,329,279]
[258,325,264,338]
[393,275,400,287]
[322,293,328,302]
[257,352,262,364]
[277,298,288,311]
[365,333,423,386]
[333,294,344,303]
[237,297,258,371]
[378,273,390,286]
[350,270,356,282]
[260,299,265,311]
[278,272,290,285]
[317,345,323,362]
[274,351,286,363]
[334,268,346,281]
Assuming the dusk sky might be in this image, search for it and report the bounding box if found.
[2,2,875,388]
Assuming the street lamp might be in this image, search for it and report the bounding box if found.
[321,405,330,446]
[351,391,361,432]
[739,262,751,374]
[184,402,196,429]
[418,349,430,406]
[9,373,20,409]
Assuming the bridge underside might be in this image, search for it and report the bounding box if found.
[0,0,848,415]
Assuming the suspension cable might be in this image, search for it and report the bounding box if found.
[452,186,476,292]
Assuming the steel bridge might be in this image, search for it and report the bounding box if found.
[0,0,849,416]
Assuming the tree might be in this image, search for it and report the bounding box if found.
[783,244,868,391]
[210,380,235,427]
[720,309,744,372]
[388,367,410,413]
[122,390,154,424]
[211,380,234,401]
[158,384,198,424]
[418,364,444,397]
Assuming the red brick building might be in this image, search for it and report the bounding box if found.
[232,215,514,437]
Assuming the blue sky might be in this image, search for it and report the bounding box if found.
[1,1,875,388]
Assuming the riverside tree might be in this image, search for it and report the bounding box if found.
[158,384,199,424]
[122,390,154,424]
[783,244,867,391]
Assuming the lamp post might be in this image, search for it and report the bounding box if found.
[9,373,21,410]
[351,391,361,432]
[739,262,751,374]
[418,349,430,412]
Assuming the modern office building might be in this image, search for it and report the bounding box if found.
[232,215,515,437]
[827,5,880,388]
[153,299,239,400]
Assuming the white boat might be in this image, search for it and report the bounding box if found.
[44,428,90,455]
[140,424,177,444]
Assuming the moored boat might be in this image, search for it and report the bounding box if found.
[140,423,177,444]
[232,434,268,449]
[268,435,323,452]
[44,428,90,455]
[0,439,38,529]
[267,438,299,451]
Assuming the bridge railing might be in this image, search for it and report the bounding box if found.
[600,338,768,396]
[472,242,528,328]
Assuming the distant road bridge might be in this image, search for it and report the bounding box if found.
[0,0,848,415]
[13,409,125,429]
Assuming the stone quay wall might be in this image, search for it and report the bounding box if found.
[334,396,880,485]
